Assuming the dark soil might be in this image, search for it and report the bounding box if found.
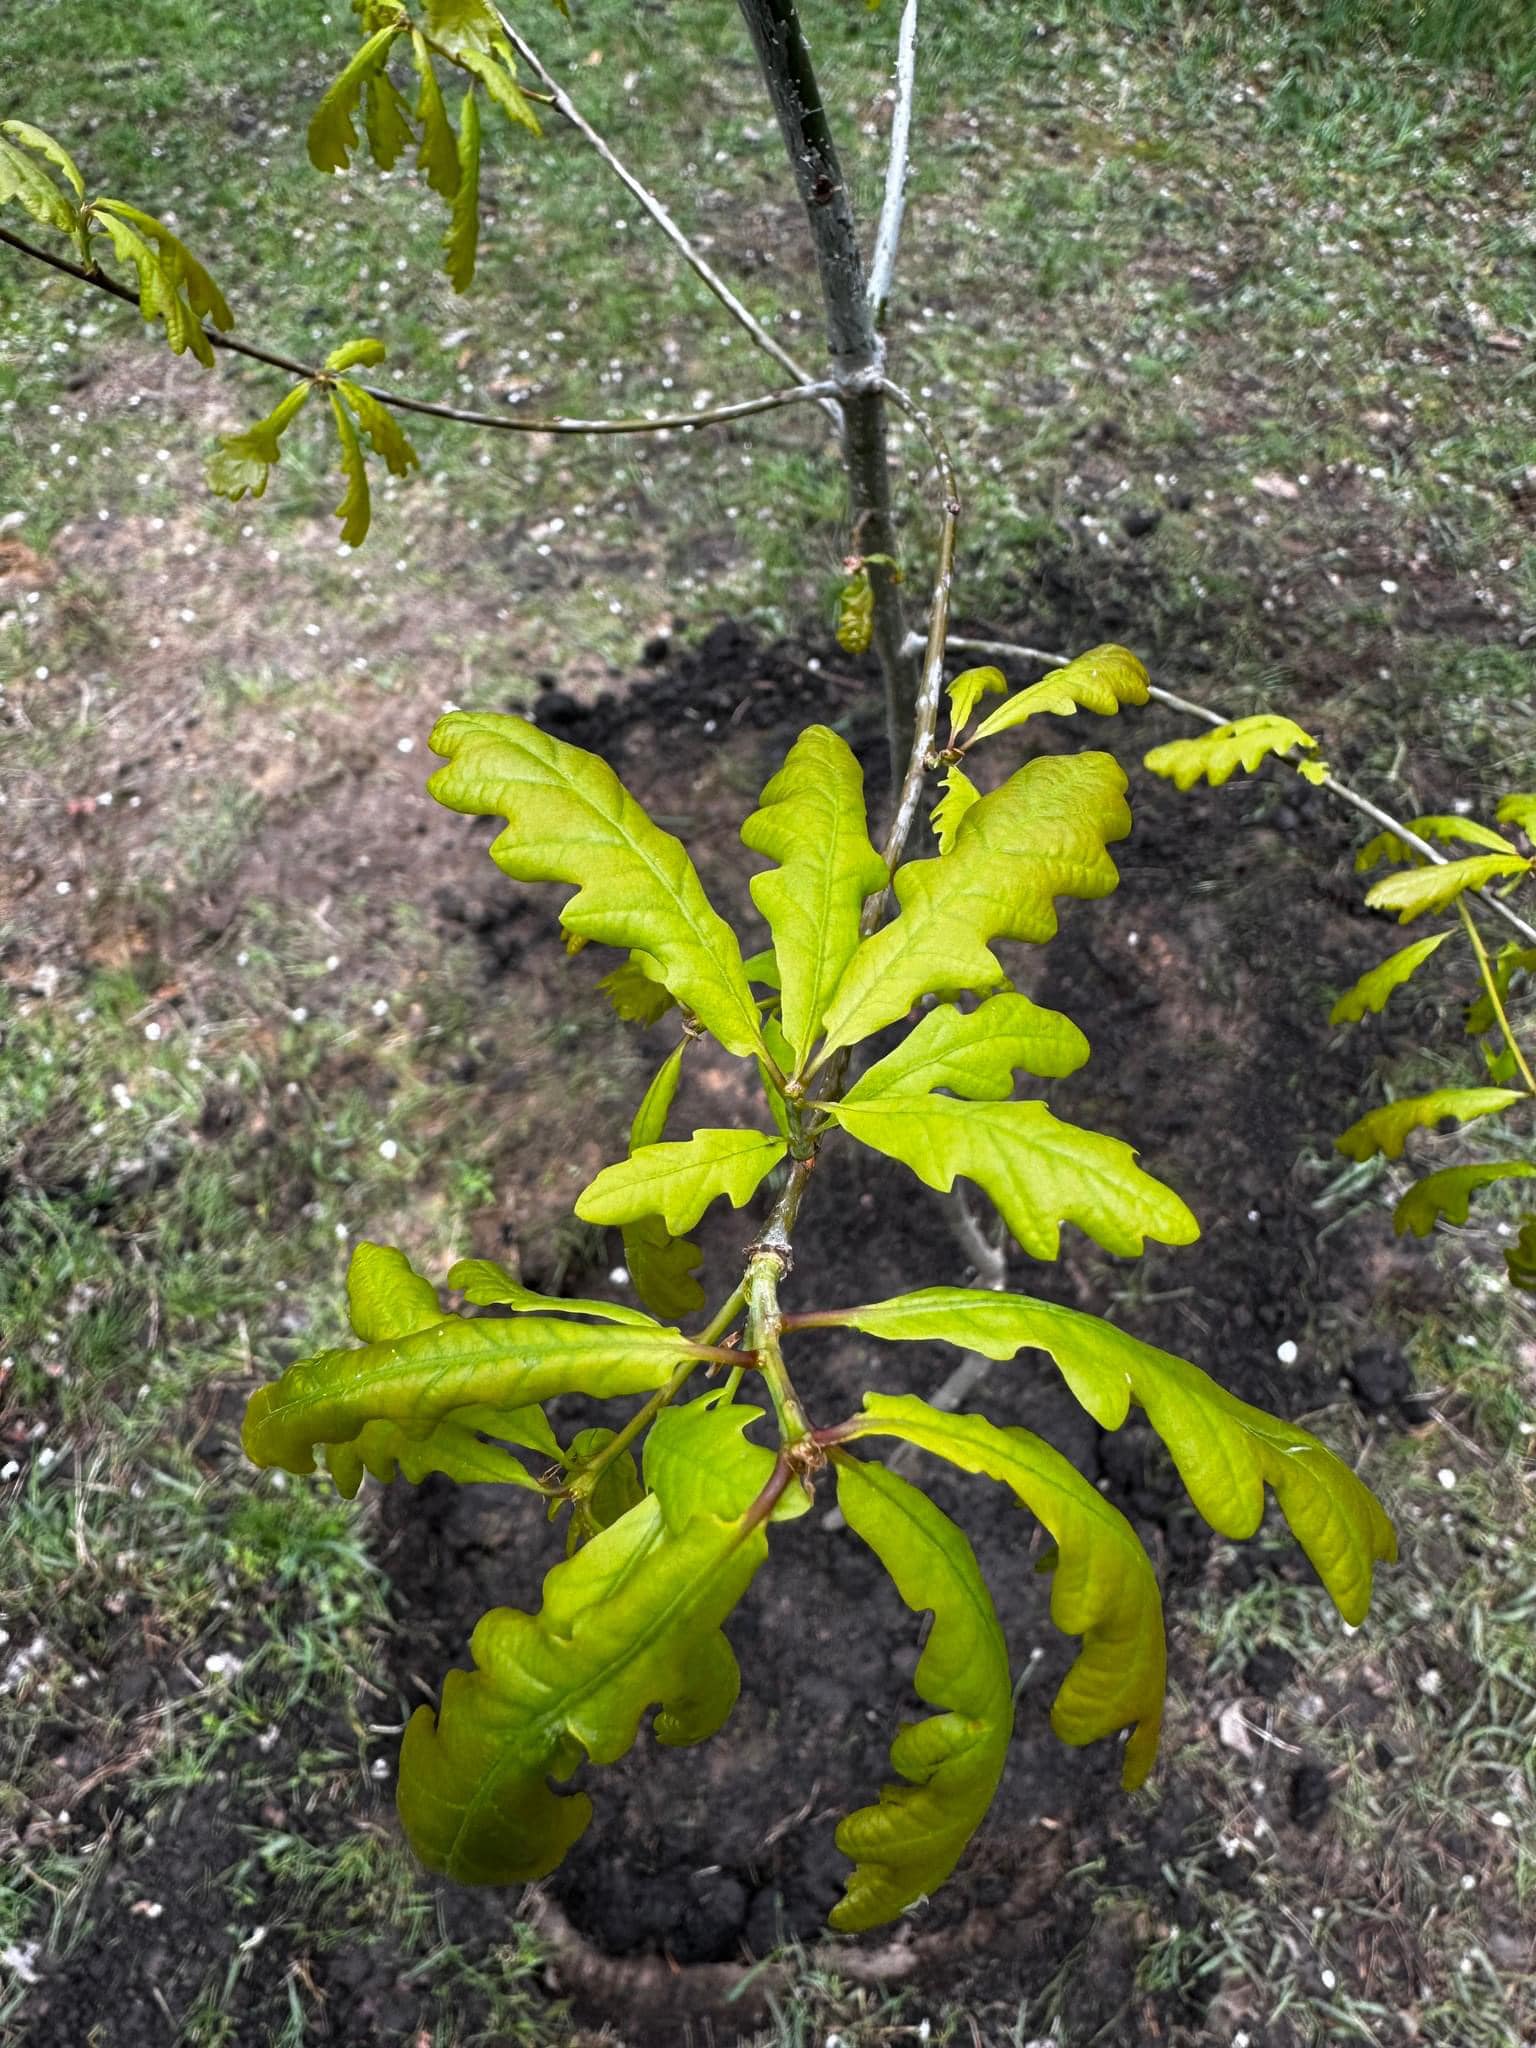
[367,618,1437,2045]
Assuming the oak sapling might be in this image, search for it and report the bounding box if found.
[242,660,1396,1929]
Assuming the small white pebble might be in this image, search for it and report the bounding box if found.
[1276,1339,1298,1365]
[1437,1468,1456,1491]
[378,1139,398,1161]
[608,1266,629,1287]
[144,1021,161,1042]
[1321,1968,1337,1991]
[1490,1810,1513,1828]
[1418,1668,1443,1697]
[370,999,388,1018]
[396,736,414,754]
[1380,579,1399,594]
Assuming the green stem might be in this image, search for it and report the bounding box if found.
[1458,900,1536,1094]
[566,1282,748,1500]
[747,1252,811,1445]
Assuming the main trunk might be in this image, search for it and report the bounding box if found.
[735,0,916,777]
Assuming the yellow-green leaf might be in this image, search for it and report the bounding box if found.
[1365,855,1531,924]
[0,133,79,237]
[1466,944,1536,1037]
[427,713,765,1057]
[91,206,213,366]
[1143,713,1319,791]
[1497,793,1536,839]
[813,752,1131,1064]
[835,568,874,653]
[443,87,480,291]
[930,763,979,854]
[840,1395,1166,1790]
[411,30,463,197]
[1393,1161,1536,1239]
[94,197,232,331]
[399,1402,772,1882]
[309,22,404,172]
[1335,1087,1522,1163]
[348,1240,443,1341]
[561,1425,645,1552]
[206,381,312,502]
[365,67,414,169]
[843,992,1089,1103]
[446,1254,659,1327]
[324,1414,547,1498]
[944,664,1006,742]
[972,644,1149,744]
[1,120,84,198]
[328,387,371,545]
[827,1451,1014,1930]
[242,1300,697,1476]
[740,725,888,1065]
[399,1491,765,1881]
[450,45,541,135]
[643,1394,805,1529]
[335,377,419,477]
[597,951,677,1026]
[288,1243,561,1497]
[1329,931,1451,1026]
[1357,816,1517,870]
[827,1094,1197,1260]
[576,1129,787,1236]
[616,1041,704,1320]
[814,1290,1396,1627]
[325,335,388,372]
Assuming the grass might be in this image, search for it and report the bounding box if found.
[3,0,1536,2042]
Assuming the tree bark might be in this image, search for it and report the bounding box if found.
[735,0,916,776]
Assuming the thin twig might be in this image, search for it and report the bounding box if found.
[1458,900,1536,1094]
[876,376,959,869]
[0,219,839,440]
[867,0,917,329]
[494,7,840,429]
[932,629,1536,949]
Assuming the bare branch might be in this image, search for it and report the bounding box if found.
[866,0,917,330]
[493,7,840,427]
[0,223,836,440]
[933,629,1536,949]
[875,376,959,870]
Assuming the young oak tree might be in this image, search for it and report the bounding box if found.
[12,0,1482,1931]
